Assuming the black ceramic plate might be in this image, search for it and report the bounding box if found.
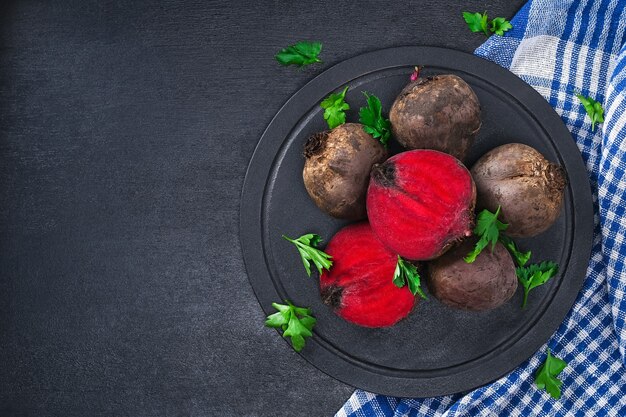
[240,47,593,397]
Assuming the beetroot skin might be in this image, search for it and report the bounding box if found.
[428,238,518,311]
[367,150,476,260]
[320,222,416,327]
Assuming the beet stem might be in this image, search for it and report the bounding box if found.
[410,66,422,82]
[371,162,396,187]
[321,285,343,309]
[522,290,529,309]
[303,131,328,158]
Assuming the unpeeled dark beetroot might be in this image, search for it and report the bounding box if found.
[470,143,567,238]
[320,222,416,327]
[366,150,476,260]
[427,238,518,311]
[303,123,388,220]
[389,74,481,161]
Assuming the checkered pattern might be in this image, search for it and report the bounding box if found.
[337,0,626,415]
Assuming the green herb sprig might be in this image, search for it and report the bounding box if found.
[490,17,513,36]
[575,93,604,131]
[516,261,559,309]
[463,12,512,36]
[500,235,532,267]
[393,256,427,299]
[359,92,391,148]
[275,41,322,67]
[464,206,508,263]
[535,348,568,399]
[320,86,350,129]
[283,234,332,276]
[265,301,316,352]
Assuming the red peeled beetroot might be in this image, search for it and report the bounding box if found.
[367,150,476,260]
[320,222,416,327]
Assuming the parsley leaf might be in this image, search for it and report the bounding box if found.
[463,11,489,35]
[499,235,532,267]
[320,86,350,129]
[490,17,513,36]
[358,92,391,147]
[265,301,316,352]
[463,12,512,36]
[535,348,567,399]
[575,93,604,131]
[283,234,332,277]
[516,261,559,308]
[275,41,322,67]
[464,206,509,263]
[393,256,427,299]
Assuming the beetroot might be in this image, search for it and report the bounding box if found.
[320,222,416,327]
[366,150,476,260]
[471,143,567,237]
[428,238,518,311]
[389,74,481,161]
[303,123,387,220]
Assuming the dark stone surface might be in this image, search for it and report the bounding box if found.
[0,1,524,416]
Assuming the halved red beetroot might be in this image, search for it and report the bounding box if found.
[320,222,416,327]
[366,150,476,260]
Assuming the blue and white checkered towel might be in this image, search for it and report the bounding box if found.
[337,0,626,415]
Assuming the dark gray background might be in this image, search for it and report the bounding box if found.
[0,1,524,416]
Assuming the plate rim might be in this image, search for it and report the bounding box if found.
[239,46,593,397]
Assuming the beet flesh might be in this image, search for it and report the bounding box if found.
[366,150,476,260]
[319,222,416,327]
[471,143,567,237]
[303,123,388,220]
[389,74,481,161]
[427,238,518,311]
